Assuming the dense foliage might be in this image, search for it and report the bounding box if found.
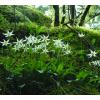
[0,5,100,95]
[0,26,100,94]
[0,6,52,30]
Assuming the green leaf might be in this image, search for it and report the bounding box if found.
[77,70,89,80]
[57,63,64,74]
[91,39,96,45]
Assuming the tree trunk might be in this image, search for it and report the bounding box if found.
[69,5,76,26]
[68,5,70,21]
[53,5,59,26]
[79,5,91,26]
[61,5,66,24]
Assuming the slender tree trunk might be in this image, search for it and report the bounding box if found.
[79,5,91,26]
[61,5,66,24]
[68,5,70,21]
[69,5,76,26]
[53,5,59,26]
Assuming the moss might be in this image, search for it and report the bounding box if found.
[15,6,52,27]
[0,14,10,30]
[0,5,52,31]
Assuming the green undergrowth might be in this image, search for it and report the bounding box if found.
[0,26,100,95]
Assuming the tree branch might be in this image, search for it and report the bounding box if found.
[79,5,91,26]
[87,12,100,22]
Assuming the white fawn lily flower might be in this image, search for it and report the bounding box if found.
[25,35,34,45]
[40,35,50,45]
[62,43,71,55]
[63,49,71,55]
[40,35,50,42]
[90,60,100,67]
[78,33,85,38]
[13,39,24,51]
[25,35,40,45]
[87,49,97,58]
[38,43,47,49]
[23,46,29,52]
[13,43,26,51]
[13,44,20,51]
[62,43,70,49]
[0,40,10,46]
[32,46,40,52]
[14,39,24,46]
[53,39,64,48]
[4,31,14,37]
[32,43,48,53]
[42,48,49,54]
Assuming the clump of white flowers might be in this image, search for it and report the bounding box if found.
[0,40,10,46]
[4,31,14,37]
[63,43,71,55]
[87,49,97,58]
[53,39,71,55]
[13,39,25,51]
[89,60,100,67]
[1,30,100,69]
[0,31,14,46]
[0,32,72,55]
[40,35,50,43]
[25,35,41,45]
[78,33,85,38]
[53,39,63,48]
